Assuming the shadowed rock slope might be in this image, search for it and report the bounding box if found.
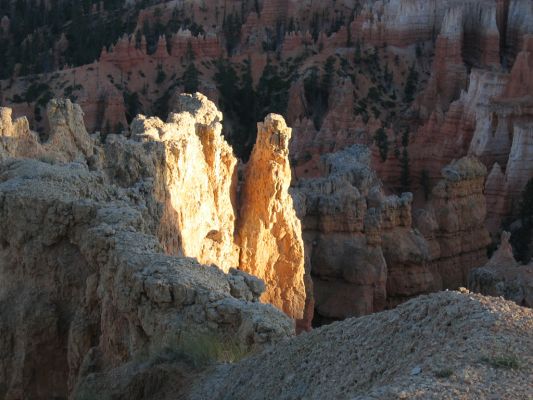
[190,290,533,400]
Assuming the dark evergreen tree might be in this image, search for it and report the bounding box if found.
[404,63,419,103]
[511,178,533,263]
[223,12,242,55]
[304,57,336,130]
[374,127,388,162]
[400,148,410,192]
[420,169,431,200]
[182,63,200,93]
[123,91,141,123]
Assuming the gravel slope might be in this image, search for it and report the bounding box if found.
[188,290,533,400]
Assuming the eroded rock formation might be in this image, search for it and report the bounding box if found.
[416,157,491,290]
[238,114,306,320]
[293,146,425,321]
[0,95,308,398]
[103,94,307,321]
[293,149,491,322]
[0,99,96,163]
[469,232,533,307]
[122,93,240,272]
[0,158,292,400]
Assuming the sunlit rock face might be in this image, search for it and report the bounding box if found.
[1,93,306,329]
[0,106,41,160]
[238,114,306,321]
[105,94,307,321]
[126,93,241,272]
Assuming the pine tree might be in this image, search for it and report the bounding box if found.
[182,63,200,93]
[354,40,362,64]
[404,63,419,103]
[374,128,388,162]
[420,169,431,200]
[400,148,410,192]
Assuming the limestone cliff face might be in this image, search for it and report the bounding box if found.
[351,0,504,56]
[238,114,306,320]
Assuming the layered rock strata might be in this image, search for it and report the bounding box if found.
[293,150,491,322]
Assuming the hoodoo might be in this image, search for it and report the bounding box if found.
[238,114,306,320]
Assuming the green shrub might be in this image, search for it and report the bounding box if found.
[152,331,251,368]
[434,368,453,378]
[481,354,522,370]
[404,63,419,103]
[182,62,200,93]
